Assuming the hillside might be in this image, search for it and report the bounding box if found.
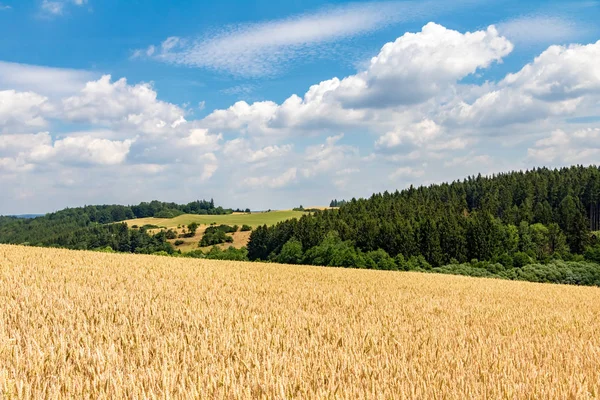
[0,199,234,249]
[123,210,307,230]
[1,244,598,398]
[249,166,600,276]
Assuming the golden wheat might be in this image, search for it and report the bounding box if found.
[1,244,599,399]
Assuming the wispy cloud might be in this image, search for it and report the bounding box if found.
[0,61,95,95]
[497,15,585,45]
[0,3,11,10]
[40,0,87,16]
[135,0,467,77]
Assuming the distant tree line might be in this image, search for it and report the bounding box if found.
[38,223,175,254]
[248,166,600,284]
[329,199,348,207]
[0,199,234,246]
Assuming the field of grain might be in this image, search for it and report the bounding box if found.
[1,245,599,399]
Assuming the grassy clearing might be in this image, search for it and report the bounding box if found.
[123,210,307,230]
[1,245,599,398]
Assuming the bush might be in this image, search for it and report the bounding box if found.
[364,249,397,270]
[174,240,184,246]
[185,246,249,261]
[241,225,252,232]
[154,209,184,218]
[141,224,160,230]
[199,229,233,247]
[278,238,304,264]
[584,245,600,263]
[165,229,177,239]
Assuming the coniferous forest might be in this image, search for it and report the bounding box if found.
[248,166,600,285]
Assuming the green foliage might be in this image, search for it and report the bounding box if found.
[0,199,234,247]
[249,166,599,272]
[303,231,365,269]
[174,240,185,246]
[154,209,184,218]
[585,245,600,263]
[26,222,175,255]
[277,238,304,264]
[199,226,234,247]
[364,249,397,271]
[438,260,600,286]
[241,225,252,232]
[329,199,348,207]
[185,246,249,261]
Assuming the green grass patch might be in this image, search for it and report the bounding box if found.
[123,210,308,230]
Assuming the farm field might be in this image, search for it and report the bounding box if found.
[1,245,600,399]
[123,210,307,230]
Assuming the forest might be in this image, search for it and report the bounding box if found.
[247,166,600,285]
[0,199,230,247]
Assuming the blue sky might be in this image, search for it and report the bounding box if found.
[0,0,599,214]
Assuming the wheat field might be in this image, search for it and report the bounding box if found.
[1,245,599,399]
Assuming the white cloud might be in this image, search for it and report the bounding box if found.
[443,40,600,127]
[0,132,132,168]
[40,0,87,16]
[302,134,359,178]
[137,1,472,77]
[0,90,50,131]
[0,61,95,95]
[222,138,293,163]
[528,128,600,165]
[0,4,11,10]
[444,154,492,167]
[180,129,222,151]
[201,23,512,140]
[376,119,441,150]
[61,75,187,134]
[333,23,512,108]
[244,168,297,189]
[390,166,425,179]
[497,15,582,45]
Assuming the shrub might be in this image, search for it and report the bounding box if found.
[241,225,252,232]
[174,240,185,246]
[278,238,304,264]
[364,249,397,271]
[584,245,600,263]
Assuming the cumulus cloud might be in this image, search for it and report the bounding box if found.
[528,128,600,165]
[439,41,600,129]
[0,132,132,169]
[301,134,359,178]
[61,75,187,134]
[202,23,513,140]
[0,90,50,132]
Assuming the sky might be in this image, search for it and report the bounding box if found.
[0,0,599,214]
